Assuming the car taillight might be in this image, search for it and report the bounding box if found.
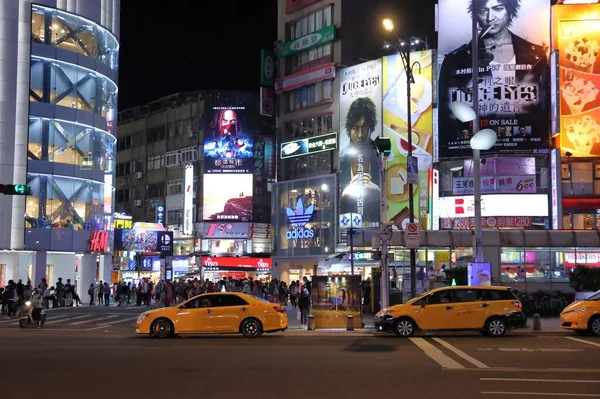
[512,301,522,308]
[273,306,285,313]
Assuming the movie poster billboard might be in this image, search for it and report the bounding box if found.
[339,59,383,230]
[203,173,253,221]
[383,50,434,229]
[311,275,362,329]
[203,106,255,173]
[437,0,550,157]
[553,3,600,157]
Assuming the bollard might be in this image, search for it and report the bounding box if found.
[347,315,354,331]
[307,314,316,330]
[532,313,541,331]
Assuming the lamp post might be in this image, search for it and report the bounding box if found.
[382,18,427,299]
[450,103,497,262]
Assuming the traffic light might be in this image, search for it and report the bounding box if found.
[372,136,392,157]
[0,184,32,196]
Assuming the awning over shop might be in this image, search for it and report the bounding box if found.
[361,229,600,249]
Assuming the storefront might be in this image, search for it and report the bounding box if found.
[271,175,337,283]
[200,256,272,281]
[200,222,274,256]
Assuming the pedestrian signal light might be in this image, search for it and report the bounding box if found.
[0,184,32,195]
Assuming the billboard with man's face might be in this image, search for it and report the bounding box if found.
[203,106,255,173]
[339,59,383,230]
[437,0,550,157]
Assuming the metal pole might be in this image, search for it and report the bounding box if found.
[471,10,483,262]
[349,227,355,276]
[379,152,390,309]
[405,46,417,298]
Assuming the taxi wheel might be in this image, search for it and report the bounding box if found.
[485,317,507,337]
[589,316,600,337]
[151,318,174,339]
[393,318,416,337]
[241,318,262,338]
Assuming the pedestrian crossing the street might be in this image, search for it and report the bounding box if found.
[0,312,138,331]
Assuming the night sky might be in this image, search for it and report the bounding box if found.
[118,0,436,110]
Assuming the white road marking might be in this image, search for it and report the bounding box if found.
[85,316,138,331]
[42,315,73,324]
[482,392,600,397]
[432,338,488,368]
[69,315,119,325]
[66,315,95,325]
[409,337,465,369]
[0,314,73,325]
[481,378,600,384]
[566,336,600,348]
[498,348,583,353]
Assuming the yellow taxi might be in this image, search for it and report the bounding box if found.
[560,290,600,336]
[374,286,525,337]
[136,292,288,338]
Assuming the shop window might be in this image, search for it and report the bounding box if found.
[572,213,595,230]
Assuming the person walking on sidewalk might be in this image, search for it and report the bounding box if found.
[88,284,95,306]
[297,287,311,329]
[103,281,110,306]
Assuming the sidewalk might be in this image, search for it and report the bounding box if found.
[283,305,376,335]
[516,317,568,335]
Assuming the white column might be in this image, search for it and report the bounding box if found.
[33,251,47,287]
[79,255,97,303]
[15,252,31,282]
[99,254,112,284]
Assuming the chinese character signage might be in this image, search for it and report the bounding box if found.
[260,49,275,87]
[438,194,548,218]
[280,132,338,159]
[155,203,165,225]
[452,175,536,195]
[339,59,383,230]
[441,216,534,229]
[183,164,194,235]
[553,3,600,157]
[551,148,563,229]
[383,50,434,228]
[278,25,336,58]
[203,106,255,173]
[437,0,550,157]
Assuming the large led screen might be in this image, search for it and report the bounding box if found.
[553,3,600,157]
[204,106,254,173]
[203,173,253,221]
[437,0,550,157]
[113,229,174,256]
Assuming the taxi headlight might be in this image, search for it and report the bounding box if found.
[565,308,590,315]
[137,313,149,323]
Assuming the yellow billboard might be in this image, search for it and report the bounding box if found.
[554,4,600,157]
[383,50,433,228]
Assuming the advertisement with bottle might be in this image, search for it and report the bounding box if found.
[437,0,550,157]
[339,59,383,230]
[553,3,600,157]
[383,50,434,229]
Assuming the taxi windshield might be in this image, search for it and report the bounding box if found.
[584,290,600,301]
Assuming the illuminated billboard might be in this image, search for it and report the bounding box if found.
[183,164,194,235]
[437,0,550,157]
[203,106,254,173]
[383,50,434,229]
[203,173,253,221]
[113,229,174,256]
[553,3,600,157]
[339,59,383,229]
[280,132,337,159]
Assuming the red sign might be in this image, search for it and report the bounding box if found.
[275,62,335,94]
[201,256,272,269]
[89,231,109,252]
[440,216,533,230]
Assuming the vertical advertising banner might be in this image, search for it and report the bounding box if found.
[383,50,434,229]
[339,59,383,229]
[553,4,600,157]
[183,164,194,235]
[437,0,550,157]
[550,148,563,229]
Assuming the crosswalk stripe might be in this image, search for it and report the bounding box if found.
[98,316,138,326]
[69,315,119,325]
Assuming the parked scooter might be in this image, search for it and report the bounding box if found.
[19,300,47,328]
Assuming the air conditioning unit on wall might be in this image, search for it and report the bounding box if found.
[134,199,142,207]
[134,172,143,179]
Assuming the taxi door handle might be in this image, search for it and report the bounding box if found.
[481,303,490,308]
[445,306,453,310]
[206,309,212,314]
[241,307,247,312]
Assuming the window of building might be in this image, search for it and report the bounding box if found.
[167,179,183,195]
[116,162,131,177]
[167,209,183,225]
[284,114,333,141]
[286,6,334,74]
[147,126,165,143]
[147,183,165,198]
[116,188,130,203]
[132,159,144,173]
[132,131,145,147]
[180,147,198,163]
[287,79,333,112]
[147,155,164,171]
[166,150,180,168]
[562,162,595,196]
[117,136,131,151]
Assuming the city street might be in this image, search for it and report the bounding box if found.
[1,306,599,398]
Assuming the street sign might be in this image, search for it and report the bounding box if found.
[407,155,418,185]
[406,222,419,249]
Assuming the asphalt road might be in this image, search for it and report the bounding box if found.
[1,306,600,399]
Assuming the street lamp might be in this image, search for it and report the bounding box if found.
[450,101,497,262]
[382,18,428,299]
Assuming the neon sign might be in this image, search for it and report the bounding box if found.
[285,198,316,239]
[89,231,109,252]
